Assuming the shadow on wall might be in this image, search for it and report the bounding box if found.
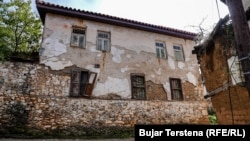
[1,101,29,134]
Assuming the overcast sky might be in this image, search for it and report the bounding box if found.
[33,0,229,33]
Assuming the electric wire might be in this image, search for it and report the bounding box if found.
[225,19,235,125]
[216,0,221,19]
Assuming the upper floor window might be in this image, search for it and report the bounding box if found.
[173,45,185,61]
[156,41,167,59]
[131,74,146,100]
[97,31,110,52]
[170,78,183,100]
[70,26,86,48]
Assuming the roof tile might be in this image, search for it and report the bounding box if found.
[36,0,197,40]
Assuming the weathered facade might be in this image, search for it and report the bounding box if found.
[37,0,203,101]
[0,0,210,133]
[192,0,250,124]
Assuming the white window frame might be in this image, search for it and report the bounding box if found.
[70,26,86,48]
[97,31,110,52]
[173,45,185,61]
[155,41,167,59]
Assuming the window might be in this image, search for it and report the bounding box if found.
[70,68,97,97]
[97,31,110,52]
[173,45,185,61]
[170,78,183,100]
[156,41,167,59]
[131,74,146,100]
[70,26,86,48]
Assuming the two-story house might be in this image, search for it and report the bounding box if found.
[37,0,203,101]
[0,0,209,133]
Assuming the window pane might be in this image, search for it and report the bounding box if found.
[133,76,144,87]
[156,42,166,59]
[172,90,181,100]
[79,36,84,48]
[71,34,78,45]
[98,32,109,39]
[131,75,146,99]
[133,88,145,99]
[173,46,181,50]
[97,39,102,50]
[173,46,184,61]
[104,40,109,51]
[73,29,85,34]
[172,80,177,89]
[160,48,166,58]
[156,42,164,47]
[71,28,85,48]
[156,48,160,57]
[175,51,184,61]
[170,78,183,100]
[97,32,110,51]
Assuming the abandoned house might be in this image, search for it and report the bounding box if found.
[192,0,250,124]
[0,0,209,132]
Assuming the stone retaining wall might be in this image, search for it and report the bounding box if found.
[0,62,209,131]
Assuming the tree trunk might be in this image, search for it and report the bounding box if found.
[226,0,250,95]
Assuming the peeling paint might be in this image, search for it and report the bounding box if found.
[186,72,196,85]
[86,65,101,74]
[188,65,195,71]
[185,57,191,61]
[92,76,130,98]
[168,57,175,70]
[178,62,185,69]
[40,13,200,98]
[121,65,135,73]
[43,59,73,70]
[154,68,161,75]
[126,54,131,58]
[90,45,100,53]
[111,47,124,63]
[163,82,171,100]
[44,27,53,37]
[135,64,140,67]
[42,38,67,57]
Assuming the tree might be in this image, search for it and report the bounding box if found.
[0,0,42,61]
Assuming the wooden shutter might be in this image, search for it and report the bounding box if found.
[70,69,81,96]
[84,72,97,97]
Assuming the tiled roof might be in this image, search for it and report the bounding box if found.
[36,0,197,40]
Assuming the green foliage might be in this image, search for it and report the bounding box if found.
[0,0,42,61]
[208,115,217,125]
[208,107,217,125]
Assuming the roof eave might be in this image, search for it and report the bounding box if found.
[36,2,196,40]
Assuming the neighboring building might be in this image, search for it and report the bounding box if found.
[192,0,250,124]
[0,0,209,133]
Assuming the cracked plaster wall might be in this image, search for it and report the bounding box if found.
[40,13,201,99]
